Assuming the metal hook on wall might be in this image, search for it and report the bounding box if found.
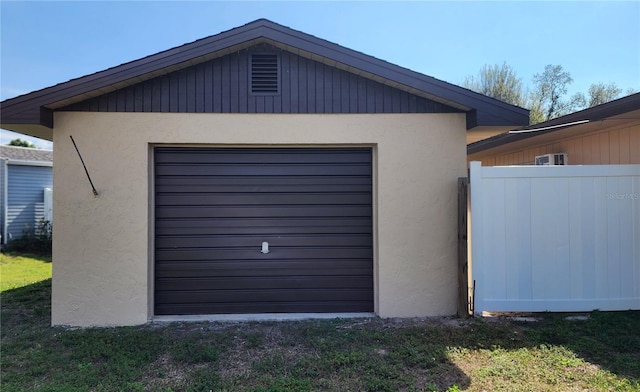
[70,135,99,197]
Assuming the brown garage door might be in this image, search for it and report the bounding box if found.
[154,147,373,315]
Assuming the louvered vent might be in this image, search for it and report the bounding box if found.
[251,54,279,94]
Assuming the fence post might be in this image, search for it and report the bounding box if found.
[457,177,470,317]
[44,187,53,223]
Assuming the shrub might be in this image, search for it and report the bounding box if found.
[3,219,52,256]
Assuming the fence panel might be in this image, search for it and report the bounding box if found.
[470,161,640,314]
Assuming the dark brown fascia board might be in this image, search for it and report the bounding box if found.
[1,18,529,129]
[0,106,52,129]
[1,106,52,127]
[467,92,640,154]
[0,106,54,140]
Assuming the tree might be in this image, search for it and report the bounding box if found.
[462,62,526,107]
[586,82,622,107]
[8,138,36,148]
[529,64,584,123]
[464,63,635,125]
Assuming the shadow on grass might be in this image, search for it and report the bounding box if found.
[521,310,640,384]
[1,279,638,391]
[1,278,52,324]
[1,251,52,262]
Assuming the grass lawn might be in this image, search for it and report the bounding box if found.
[0,252,52,291]
[1,254,639,391]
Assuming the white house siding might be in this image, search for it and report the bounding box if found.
[0,159,5,244]
[6,164,53,243]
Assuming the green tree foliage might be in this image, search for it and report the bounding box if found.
[586,82,622,107]
[529,64,586,123]
[464,63,635,125]
[462,62,526,107]
[7,138,36,148]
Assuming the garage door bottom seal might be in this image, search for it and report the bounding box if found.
[152,312,376,323]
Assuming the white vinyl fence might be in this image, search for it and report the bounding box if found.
[470,161,640,314]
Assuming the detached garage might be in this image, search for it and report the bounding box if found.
[0,19,528,326]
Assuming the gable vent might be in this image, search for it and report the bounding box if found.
[251,54,279,94]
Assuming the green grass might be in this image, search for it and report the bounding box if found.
[1,254,639,391]
[0,252,52,291]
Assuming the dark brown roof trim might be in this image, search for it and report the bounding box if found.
[467,92,640,155]
[1,19,529,131]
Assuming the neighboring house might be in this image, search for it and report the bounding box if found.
[468,93,640,165]
[0,19,528,327]
[0,145,53,246]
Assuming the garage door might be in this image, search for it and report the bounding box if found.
[154,147,373,315]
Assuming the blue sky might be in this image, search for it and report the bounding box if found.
[1,1,639,149]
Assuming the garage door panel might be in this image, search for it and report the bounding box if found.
[156,247,373,261]
[156,234,373,248]
[156,217,372,230]
[155,149,372,164]
[155,259,373,278]
[156,192,371,206]
[157,175,372,187]
[156,276,373,291]
[156,164,370,177]
[156,288,373,304]
[154,147,373,315]
[156,205,372,219]
[156,223,372,236]
[155,301,373,315]
[156,182,371,194]
[156,217,372,229]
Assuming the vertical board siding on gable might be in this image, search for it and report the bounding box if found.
[6,165,53,241]
[60,45,460,115]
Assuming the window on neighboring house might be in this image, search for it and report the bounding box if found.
[250,53,279,95]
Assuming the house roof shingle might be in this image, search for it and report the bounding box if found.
[1,145,53,163]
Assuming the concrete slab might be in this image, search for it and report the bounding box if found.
[152,313,376,323]
[565,315,590,321]
[508,316,540,322]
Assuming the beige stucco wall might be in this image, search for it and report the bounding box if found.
[52,112,467,326]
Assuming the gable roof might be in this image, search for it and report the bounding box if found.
[467,92,640,155]
[1,145,53,163]
[1,19,529,140]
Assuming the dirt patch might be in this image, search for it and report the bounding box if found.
[215,323,319,380]
[140,353,196,390]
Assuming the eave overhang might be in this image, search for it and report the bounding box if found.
[467,93,640,156]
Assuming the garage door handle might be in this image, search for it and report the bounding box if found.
[261,241,269,254]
